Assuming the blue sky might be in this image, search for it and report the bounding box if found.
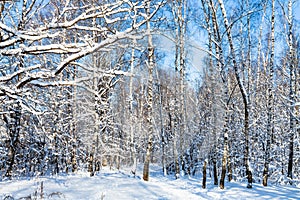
[296,2,300,20]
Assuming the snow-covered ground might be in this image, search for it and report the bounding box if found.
[1,166,299,200]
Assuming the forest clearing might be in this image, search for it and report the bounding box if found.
[1,165,299,199]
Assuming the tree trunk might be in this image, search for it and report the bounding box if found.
[71,65,78,173]
[220,104,229,189]
[174,137,180,179]
[202,160,207,189]
[287,0,295,181]
[179,0,187,175]
[213,159,218,185]
[129,41,137,175]
[217,0,253,188]
[157,83,167,176]
[220,69,232,189]
[170,110,180,179]
[143,0,154,181]
[206,0,223,186]
[4,103,21,178]
[263,0,275,187]
[88,150,94,176]
[171,0,186,177]
[227,150,233,182]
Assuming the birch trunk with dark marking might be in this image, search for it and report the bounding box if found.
[143,0,154,181]
[207,0,229,188]
[157,82,166,176]
[220,78,230,189]
[130,42,137,175]
[201,0,218,186]
[171,0,186,178]
[287,0,295,181]
[252,2,267,175]
[179,0,187,175]
[207,0,224,186]
[263,0,275,186]
[217,0,253,188]
[220,119,229,189]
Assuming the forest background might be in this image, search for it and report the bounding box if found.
[0,0,299,190]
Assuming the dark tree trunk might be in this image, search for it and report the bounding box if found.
[88,150,94,176]
[5,103,22,178]
[202,160,207,189]
[213,159,218,185]
[220,131,228,189]
[287,0,295,182]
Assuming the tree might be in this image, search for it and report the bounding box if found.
[286,0,296,181]
[217,0,253,188]
[200,0,222,186]
[263,0,275,187]
[143,0,155,182]
[0,0,162,178]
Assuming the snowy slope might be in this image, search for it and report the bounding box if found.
[1,166,299,200]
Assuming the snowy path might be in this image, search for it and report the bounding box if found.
[1,166,299,199]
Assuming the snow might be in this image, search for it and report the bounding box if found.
[1,166,299,200]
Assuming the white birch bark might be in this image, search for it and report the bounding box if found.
[129,41,137,175]
[217,0,253,188]
[263,0,275,186]
[287,0,295,181]
[143,0,154,181]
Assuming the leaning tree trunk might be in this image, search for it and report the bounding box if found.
[217,0,253,188]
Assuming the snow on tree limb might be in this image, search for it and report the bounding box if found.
[0,0,160,92]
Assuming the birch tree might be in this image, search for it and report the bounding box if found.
[0,0,162,178]
[199,0,222,186]
[129,40,138,175]
[0,0,161,94]
[263,0,275,187]
[286,0,296,181]
[217,0,253,188]
[143,0,155,182]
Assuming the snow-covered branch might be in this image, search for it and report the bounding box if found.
[0,0,160,92]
